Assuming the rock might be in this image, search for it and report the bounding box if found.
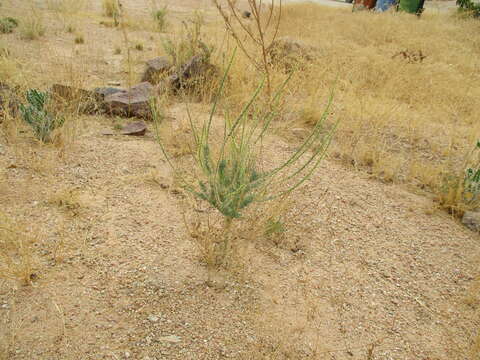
[50,84,100,114]
[141,56,172,84]
[121,121,147,136]
[242,10,251,18]
[159,335,181,343]
[94,87,126,100]
[462,211,480,232]
[147,314,159,322]
[268,36,318,72]
[101,130,116,136]
[167,55,219,94]
[104,82,155,119]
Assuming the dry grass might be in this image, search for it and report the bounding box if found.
[0,1,479,356]
[19,10,46,40]
[215,5,480,210]
[102,0,120,18]
[46,0,89,14]
[0,213,36,286]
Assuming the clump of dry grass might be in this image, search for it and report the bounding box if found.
[48,188,82,216]
[0,213,36,286]
[20,12,45,40]
[102,0,120,18]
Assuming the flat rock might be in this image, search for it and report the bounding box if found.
[462,211,480,232]
[94,87,126,100]
[121,121,147,136]
[141,56,172,84]
[104,82,154,119]
[159,335,181,343]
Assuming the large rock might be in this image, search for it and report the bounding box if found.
[462,211,480,232]
[268,36,318,72]
[141,56,172,84]
[167,55,219,94]
[104,82,155,119]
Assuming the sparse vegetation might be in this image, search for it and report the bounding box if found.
[213,0,282,94]
[20,89,65,143]
[154,53,334,272]
[152,6,168,31]
[20,13,45,40]
[134,42,144,51]
[161,13,213,68]
[0,17,18,34]
[439,140,480,216]
[0,212,35,286]
[102,0,121,26]
[46,0,88,14]
[0,0,478,358]
[74,35,84,44]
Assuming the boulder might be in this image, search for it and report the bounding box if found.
[141,56,172,84]
[462,211,480,232]
[104,82,155,119]
[268,36,318,72]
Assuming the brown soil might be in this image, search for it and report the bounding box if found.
[0,1,479,359]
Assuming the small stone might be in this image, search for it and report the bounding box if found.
[159,335,181,343]
[462,211,480,232]
[124,351,131,358]
[148,315,159,322]
[121,121,147,136]
[242,10,251,18]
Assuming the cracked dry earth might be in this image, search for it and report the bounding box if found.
[0,106,479,360]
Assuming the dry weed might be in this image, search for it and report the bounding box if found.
[0,213,36,285]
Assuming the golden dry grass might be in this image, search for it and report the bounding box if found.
[215,4,480,210]
[0,213,35,285]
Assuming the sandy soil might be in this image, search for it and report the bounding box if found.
[0,0,478,359]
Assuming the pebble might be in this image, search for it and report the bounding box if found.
[147,315,159,322]
[159,335,181,343]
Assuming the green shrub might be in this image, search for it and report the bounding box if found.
[154,52,335,270]
[439,140,480,216]
[0,17,19,34]
[20,89,65,143]
[457,0,480,17]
